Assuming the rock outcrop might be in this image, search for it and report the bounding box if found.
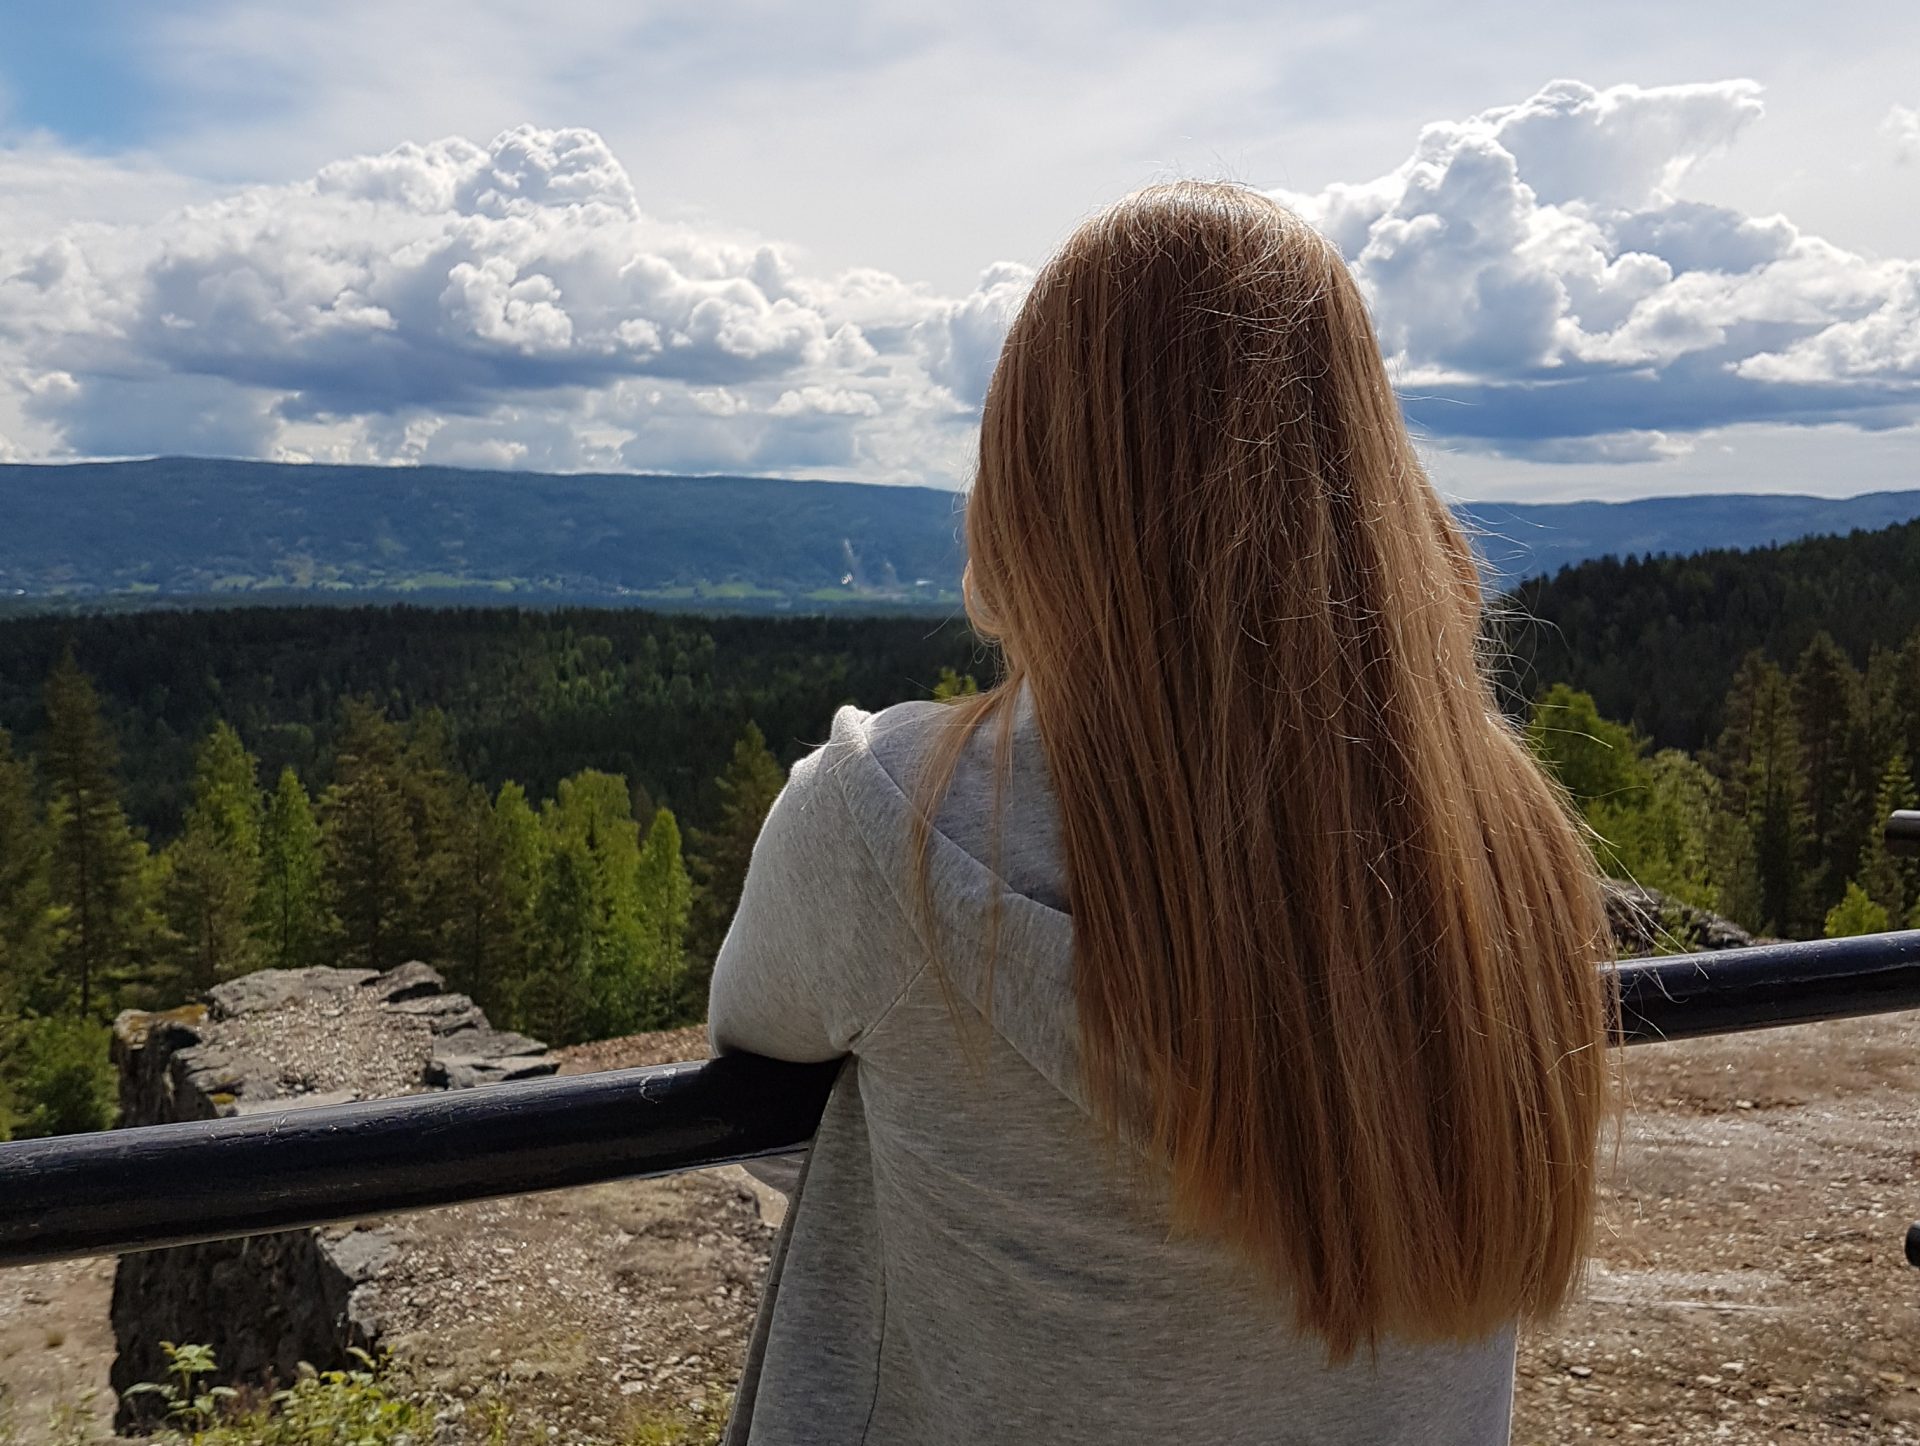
[108,963,553,1430]
[1603,880,1758,956]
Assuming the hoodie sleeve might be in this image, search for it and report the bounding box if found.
[706,708,921,1063]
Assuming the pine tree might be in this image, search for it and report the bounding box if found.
[256,766,330,971]
[162,723,265,991]
[636,807,694,1028]
[1704,806,1764,934]
[0,729,54,1013]
[1892,633,1920,788]
[686,722,787,999]
[42,651,143,1015]
[319,701,419,973]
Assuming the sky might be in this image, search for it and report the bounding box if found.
[1,0,1917,503]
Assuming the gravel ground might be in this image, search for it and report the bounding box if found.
[371,1170,772,1443]
[0,1256,117,1443]
[555,1026,708,1075]
[1512,1009,1920,1443]
[359,1030,773,1443]
[217,985,437,1103]
[6,1012,1919,1443]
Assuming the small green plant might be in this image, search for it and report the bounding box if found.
[480,1392,514,1446]
[124,1341,238,1437]
[40,1398,99,1446]
[930,666,979,703]
[125,1342,429,1445]
[247,1349,430,1444]
[624,1388,732,1446]
[1824,879,1892,938]
[0,1381,100,1446]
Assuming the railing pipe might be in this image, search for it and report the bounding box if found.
[3,931,1920,1269]
[1612,928,1920,1043]
[0,1052,842,1269]
[1889,809,1920,855]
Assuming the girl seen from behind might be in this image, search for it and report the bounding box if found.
[709,180,1616,1445]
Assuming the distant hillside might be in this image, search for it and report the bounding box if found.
[1455,491,1920,585]
[2,456,1917,613]
[0,457,964,613]
[1504,514,1920,753]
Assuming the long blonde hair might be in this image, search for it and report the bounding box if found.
[911,181,1615,1361]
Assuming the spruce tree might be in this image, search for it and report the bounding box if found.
[319,701,419,972]
[637,806,694,1028]
[546,770,647,1037]
[1525,684,1648,814]
[0,729,54,1013]
[522,834,597,1046]
[1790,632,1861,910]
[1824,881,1890,939]
[257,766,330,970]
[399,708,466,966]
[489,781,546,1024]
[686,722,787,999]
[1713,653,1811,936]
[435,779,518,1023]
[163,723,265,991]
[1857,752,1919,925]
[42,652,142,1015]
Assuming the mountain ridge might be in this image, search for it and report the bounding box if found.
[3,455,1916,613]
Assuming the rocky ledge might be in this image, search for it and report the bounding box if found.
[108,963,554,1431]
[1603,880,1758,956]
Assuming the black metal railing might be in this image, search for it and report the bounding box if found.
[2,810,1918,1271]
[1890,808,1920,852]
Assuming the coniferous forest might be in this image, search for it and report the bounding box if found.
[3,515,1920,1139]
[0,607,986,1138]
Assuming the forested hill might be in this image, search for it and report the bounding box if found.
[4,456,1918,611]
[1456,490,1920,590]
[0,605,981,844]
[1507,513,1920,754]
[0,457,964,612]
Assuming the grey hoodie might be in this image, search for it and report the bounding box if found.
[708,695,1516,1444]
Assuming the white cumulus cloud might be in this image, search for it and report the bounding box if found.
[0,124,991,478]
[3,84,1917,482]
[1272,79,1920,456]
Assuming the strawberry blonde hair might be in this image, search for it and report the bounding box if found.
[911,181,1615,1361]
